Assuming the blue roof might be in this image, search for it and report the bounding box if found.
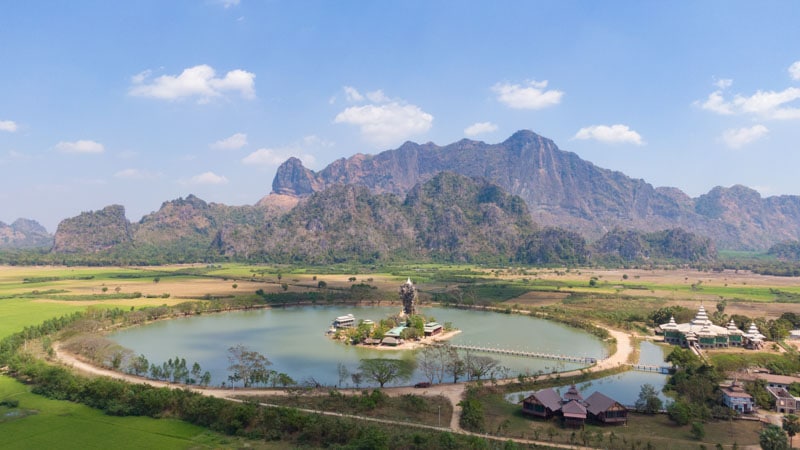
[385,326,407,337]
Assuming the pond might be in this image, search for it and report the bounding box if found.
[110,305,608,387]
[505,340,673,407]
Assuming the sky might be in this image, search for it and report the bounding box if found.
[1,1,799,231]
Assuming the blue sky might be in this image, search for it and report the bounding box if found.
[1,1,799,231]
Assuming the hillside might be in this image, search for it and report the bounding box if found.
[0,218,53,249]
[47,173,715,265]
[271,130,800,250]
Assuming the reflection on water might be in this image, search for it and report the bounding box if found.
[110,305,607,387]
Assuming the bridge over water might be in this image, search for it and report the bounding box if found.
[440,344,598,365]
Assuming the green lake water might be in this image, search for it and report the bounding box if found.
[506,340,673,406]
[110,306,607,387]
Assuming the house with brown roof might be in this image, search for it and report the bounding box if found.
[584,391,629,424]
[521,388,562,419]
[522,386,627,427]
[561,400,587,428]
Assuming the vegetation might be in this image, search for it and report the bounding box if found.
[357,358,416,388]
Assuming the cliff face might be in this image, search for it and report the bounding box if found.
[211,173,535,263]
[52,205,132,253]
[272,130,800,250]
[0,219,53,249]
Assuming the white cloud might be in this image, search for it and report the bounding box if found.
[242,148,316,167]
[732,88,800,119]
[366,90,389,103]
[210,132,248,150]
[789,61,800,81]
[301,134,334,148]
[720,125,769,149]
[697,67,800,120]
[343,86,364,102]
[114,168,160,180]
[0,120,18,132]
[129,65,255,102]
[464,122,498,137]
[335,102,433,147]
[241,135,326,167]
[185,171,228,185]
[573,124,644,145]
[697,90,735,115]
[55,140,105,154]
[714,78,733,89]
[130,70,151,84]
[492,80,563,109]
[220,0,239,8]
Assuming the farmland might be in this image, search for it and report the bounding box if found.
[1,263,799,448]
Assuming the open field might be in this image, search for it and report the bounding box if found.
[2,263,799,448]
[0,376,274,450]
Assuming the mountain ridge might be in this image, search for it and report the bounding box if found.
[270,130,800,250]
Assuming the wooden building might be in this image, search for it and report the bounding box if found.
[522,387,627,427]
[584,391,628,425]
[521,388,562,419]
[561,400,587,428]
[423,322,443,336]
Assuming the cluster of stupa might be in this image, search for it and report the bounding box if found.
[660,304,766,349]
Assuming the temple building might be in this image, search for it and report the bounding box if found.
[659,305,765,349]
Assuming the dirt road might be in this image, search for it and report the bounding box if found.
[54,324,634,436]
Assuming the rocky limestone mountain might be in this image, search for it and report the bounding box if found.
[217,172,537,263]
[271,130,800,250]
[0,218,53,249]
[52,205,132,253]
[48,174,714,264]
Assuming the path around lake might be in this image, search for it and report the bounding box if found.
[53,324,633,445]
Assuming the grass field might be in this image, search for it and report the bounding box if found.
[0,266,282,449]
[478,385,761,449]
[0,376,274,450]
[2,263,798,448]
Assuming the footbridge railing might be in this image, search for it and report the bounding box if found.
[439,344,597,364]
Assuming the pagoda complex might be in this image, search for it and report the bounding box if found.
[659,305,766,349]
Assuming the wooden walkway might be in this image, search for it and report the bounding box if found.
[442,344,597,364]
[627,363,672,374]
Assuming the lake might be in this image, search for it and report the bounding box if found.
[505,340,673,406]
[110,305,608,387]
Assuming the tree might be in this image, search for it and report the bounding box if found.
[691,421,705,440]
[783,414,800,448]
[667,400,691,425]
[351,372,363,388]
[466,355,500,381]
[458,397,485,432]
[129,354,149,376]
[337,362,350,388]
[445,347,466,383]
[190,362,202,384]
[227,344,272,388]
[357,358,415,388]
[635,384,663,414]
[419,345,443,384]
[760,424,789,450]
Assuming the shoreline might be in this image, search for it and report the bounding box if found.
[349,329,463,351]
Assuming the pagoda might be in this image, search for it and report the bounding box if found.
[399,278,418,316]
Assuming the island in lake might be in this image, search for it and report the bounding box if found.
[327,278,461,349]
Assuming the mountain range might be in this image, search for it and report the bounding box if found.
[270,130,800,251]
[4,130,799,259]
